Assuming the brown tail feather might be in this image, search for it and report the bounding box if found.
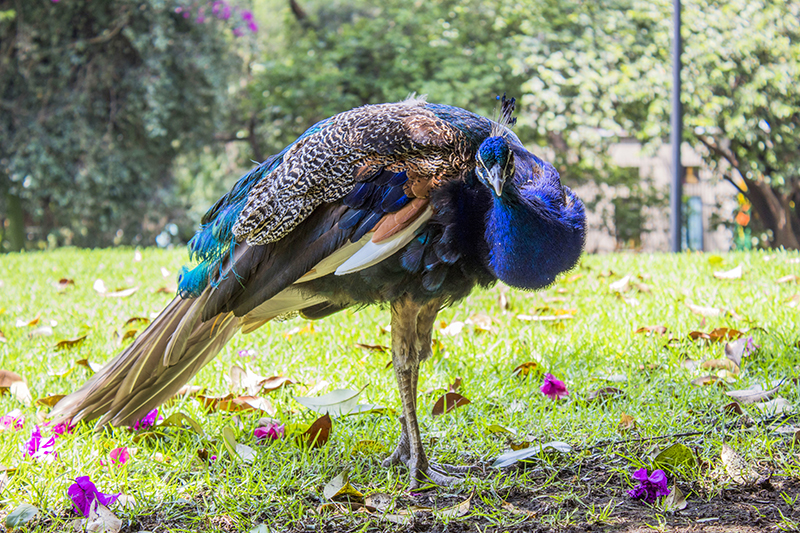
[51,289,240,427]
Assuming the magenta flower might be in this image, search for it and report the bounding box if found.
[241,10,254,21]
[104,447,129,467]
[68,476,120,517]
[247,21,258,33]
[232,27,244,37]
[540,373,569,400]
[628,468,670,503]
[52,420,75,436]
[220,4,231,19]
[132,408,161,430]
[0,410,24,431]
[25,425,56,459]
[254,420,285,441]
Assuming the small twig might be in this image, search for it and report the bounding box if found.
[580,430,706,452]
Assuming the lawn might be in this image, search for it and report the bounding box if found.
[1,248,799,532]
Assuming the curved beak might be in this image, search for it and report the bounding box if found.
[488,164,504,197]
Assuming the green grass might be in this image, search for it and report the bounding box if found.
[0,248,799,532]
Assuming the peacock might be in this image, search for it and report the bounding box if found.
[51,95,586,488]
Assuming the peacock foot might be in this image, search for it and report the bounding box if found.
[382,427,478,488]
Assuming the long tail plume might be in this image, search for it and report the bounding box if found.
[51,289,239,427]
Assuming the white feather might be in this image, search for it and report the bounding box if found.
[334,207,433,275]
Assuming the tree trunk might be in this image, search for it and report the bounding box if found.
[5,191,26,252]
[745,177,800,250]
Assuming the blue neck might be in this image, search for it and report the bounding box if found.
[485,187,584,289]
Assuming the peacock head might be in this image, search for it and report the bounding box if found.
[476,136,515,197]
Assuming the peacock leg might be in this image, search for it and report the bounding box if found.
[383,297,474,488]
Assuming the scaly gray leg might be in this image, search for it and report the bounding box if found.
[382,296,475,488]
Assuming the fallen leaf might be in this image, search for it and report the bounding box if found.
[55,335,88,351]
[701,359,739,374]
[93,279,107,294]
[221,426,256,463]
[440,321,465,336]
[303,414,332,448]
[104,287,138,298]
[691,375,721,387]
[753,398,793,416]
[635,325,668,335]
[438,493,472,518]
[714,265,743,280]
[686,303,723,317]
[725,337,758,367]
[777,274,799,284]
[721,443,758,485]
[722,402,744,415]
[123,317,149,327]
[0,330,5,343]
[294,386,381,417]
[785,294,800,308]
[448,377,462,393]
[364,492,393,512]
[516,314,574,322]
[86,503,122,533]
[725,378,785,404]
[466,313,498,334]
[587,387,624,402]
[512,361,539,377]
[502,500,536,517]
[609,275,631,292]
[35,394,66,408]
[5,503,39,529]
[0,370,24,388]
[354,343,388,353]
[159,412,204,434]
[493,441,572,468]
[257,375,296,394]
[323,472,364,503]
[618,413,636,431]
[197,394,274,414]
[654,443,698,472]
[29,326,53,338]
[431,392,471,417]
[76,359,104,373]
[662,485,687,511]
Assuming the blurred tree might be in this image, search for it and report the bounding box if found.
[514,0,800,249]
[245,0,531,158]
[0,0,243,250]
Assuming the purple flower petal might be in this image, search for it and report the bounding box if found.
[132,408,161,430]
[68,476,120,517]
[628,468,671,504]
[540,373,570,400]
[109,447,129,467]
[0,410,24,431]
[241,10,253,21]
[254,421,285,441]
[247,21,258,33]
[25,425,56,459]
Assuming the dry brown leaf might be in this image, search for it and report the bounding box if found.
[785,294,800,308]
[364,492,393,512]
[304,413,332,448]
[431,392,471,417]
[155,286,176,294]
[777,274,799,284]
[662,485,688,511]
[721,443,758,485]
[354,343,388,353]
[86,503,122,533]
[258,375,296,393]
[196,394,273,414]
[438,494,472,518]
[123,317,150,327]
[618,412,636,431]
[701,359,740,374]
[55,335,88,351]
[713,265,743,280]
[587,387,624,402]
[76,359,104,373]
[512,361,538,378]
[35,394,66,408]
[448,377,462,393]
[691,375,721,387]
[722,402,744,415]
[753,398,793,416]
[502,500,536,517]
[635,325,668,335]
[725,378,785,404]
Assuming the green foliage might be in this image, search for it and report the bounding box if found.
[247,0,530,156]
[514,0,800,248]
[0,0,241,249]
